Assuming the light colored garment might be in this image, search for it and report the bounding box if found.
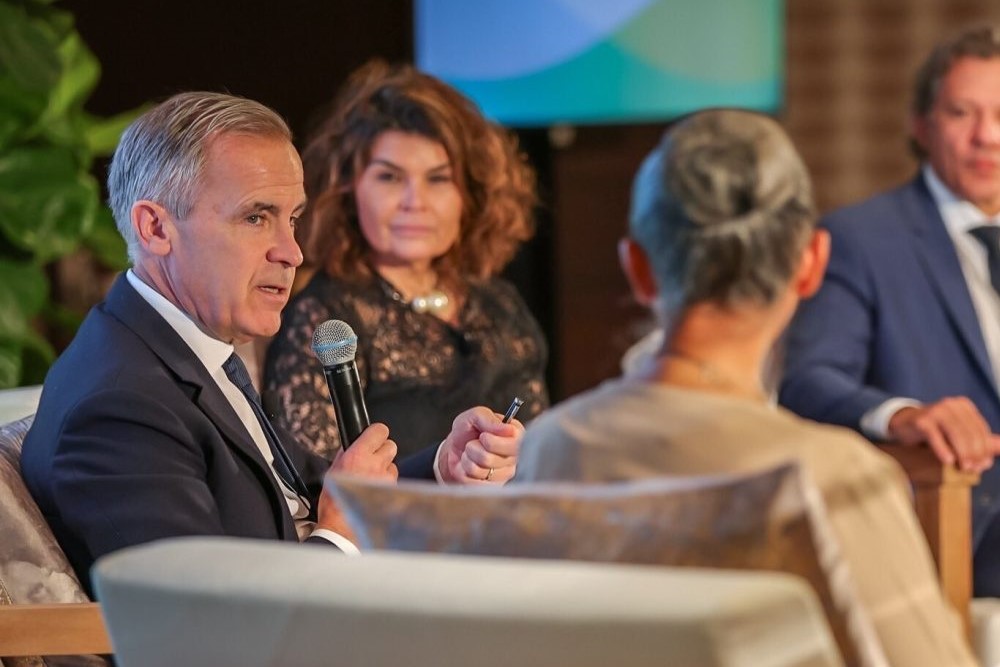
[515,375,976,667]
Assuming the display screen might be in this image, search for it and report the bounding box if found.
[415,0,784,127]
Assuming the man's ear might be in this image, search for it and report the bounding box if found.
[132,200,173,256]
[793,229,830,298]
[618,237,658,306]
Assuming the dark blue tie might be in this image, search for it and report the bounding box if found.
[970,225,1000,295]
[222,353,310,501]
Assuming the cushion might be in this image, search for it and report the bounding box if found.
[0,415,106,667]
[971,598,1000,667]
[329,463,886,667]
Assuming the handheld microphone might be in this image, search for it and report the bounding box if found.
[311,319,370,450]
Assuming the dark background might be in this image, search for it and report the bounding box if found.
[55,1,1000,400]
[62,0,657,401]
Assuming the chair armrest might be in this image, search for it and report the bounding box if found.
[0,602,111,657]
[881,444,979,638]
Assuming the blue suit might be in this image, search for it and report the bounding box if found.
[779,173,1000,593]
[21,274,436,593]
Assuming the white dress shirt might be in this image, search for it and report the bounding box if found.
[125,270,358,553]
[860,165,1000,438]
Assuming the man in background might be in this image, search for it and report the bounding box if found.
[780,25,1000,595]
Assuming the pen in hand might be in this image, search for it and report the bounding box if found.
[502,397,524,424]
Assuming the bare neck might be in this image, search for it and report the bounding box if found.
[640,300,786,401]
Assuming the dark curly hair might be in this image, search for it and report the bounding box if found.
[299,60,537,293]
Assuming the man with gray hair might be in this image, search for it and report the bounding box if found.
[515,108,975,666]
[20,91,522,593]
[780,25,1000,596]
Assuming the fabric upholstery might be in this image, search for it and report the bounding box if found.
[0,386,42,425]
[329,463,886,667]
[0,415,106,667]
[93,536,844,667]
[972,598,1000,667]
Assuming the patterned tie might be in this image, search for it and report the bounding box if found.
[970,225,1000,296]
[222,353,309,500]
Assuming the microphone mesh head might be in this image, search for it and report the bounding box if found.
[311,319,358,366]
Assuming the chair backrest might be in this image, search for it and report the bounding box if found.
[0,415,109,664]
[92,536,844,667]
[0,416,85,607]
[0,386,42,425]
[329,463,886,667]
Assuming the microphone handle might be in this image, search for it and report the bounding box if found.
[322,361,370,449]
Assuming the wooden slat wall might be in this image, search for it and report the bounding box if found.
[785,0,1000,213]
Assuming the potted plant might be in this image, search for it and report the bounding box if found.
[0,0,142,388]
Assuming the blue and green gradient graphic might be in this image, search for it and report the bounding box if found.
[415,0,784,126]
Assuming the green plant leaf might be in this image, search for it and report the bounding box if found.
[0,265,47,355]
[18,329,56,385]
[0,2,60,93]
[0,76,47,150]
[0,261,47,341]
[0,0,149,386]
[0,2,59,150]
[39,30,100,139]
[84,207,129,270]
[0,340,21,389]
[0,145,98,261]
[84,105,148,155]
[0,289,27,342]
[38,106,89,157]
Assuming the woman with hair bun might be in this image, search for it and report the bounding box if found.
[515,108,975,667]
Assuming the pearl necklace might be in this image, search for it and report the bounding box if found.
[409,289,450,315]
[380,276,451,316]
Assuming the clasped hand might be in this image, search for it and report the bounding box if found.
[888,397,1000,473]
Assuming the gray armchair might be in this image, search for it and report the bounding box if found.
[0,415,110,664]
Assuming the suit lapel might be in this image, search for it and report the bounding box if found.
[901,176,998,391]
[102,275,298,537]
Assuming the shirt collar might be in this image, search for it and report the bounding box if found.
[126,269,235,373]
[923,164,1000,233]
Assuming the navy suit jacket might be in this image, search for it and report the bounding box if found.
[21,274,436,593]
[779,173,1000,547]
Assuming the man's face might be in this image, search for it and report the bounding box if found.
[163,133,306,344]
[914,56,1000,215]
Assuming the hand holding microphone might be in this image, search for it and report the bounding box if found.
[311,319,396,475]
[312,320,396,538]
[310,319,521,486]
[311,319,371,450]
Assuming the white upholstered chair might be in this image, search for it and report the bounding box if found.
[93,536,843,667]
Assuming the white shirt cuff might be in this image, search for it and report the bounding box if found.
[433,443,445,483]
[860,397,923,440]
[309,528,361,555]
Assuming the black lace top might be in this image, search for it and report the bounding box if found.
[263,271,549,460]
